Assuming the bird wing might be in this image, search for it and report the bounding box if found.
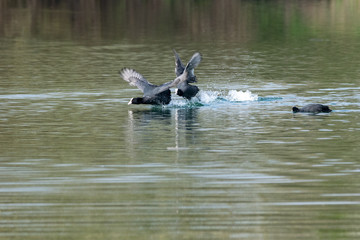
[173,49,185,77]
[176,52,202,84]
[119,68,155,93]
[150,78,181,96]
[155,52,203,95]
[185,52,202,73]
[185,52,202,83]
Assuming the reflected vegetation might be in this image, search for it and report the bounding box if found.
[1,0,360,44]
[0,1,360,240]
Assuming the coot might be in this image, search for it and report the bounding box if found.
[120,52,202,105]
[173,49,200,100]
[292,104,332,113]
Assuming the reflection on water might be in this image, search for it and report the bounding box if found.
[1,0,360,44]
[1,1,360,240]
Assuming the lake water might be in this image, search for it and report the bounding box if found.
[0,1,359,239]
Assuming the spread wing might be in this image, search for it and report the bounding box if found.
[154,52,203,95]
[173,49,185,77]
[119,68,155,93]
[150,77,182,96]
[185,52,202,73]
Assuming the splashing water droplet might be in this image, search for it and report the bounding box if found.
[168,89,259,108]
[226,90,258,102]
[198,91,221,104]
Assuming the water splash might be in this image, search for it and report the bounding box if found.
[198,90,258,103]
[168,89,259,108]
[225,90,258,102]
[197,90,221,104]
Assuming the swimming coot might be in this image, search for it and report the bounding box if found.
[292,104,332,113]
[120,52,202,105]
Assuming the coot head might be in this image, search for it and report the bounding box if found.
[292,106,300,113]
[128,97,144,105]
[322,105,332,113]
[175,89,184,97]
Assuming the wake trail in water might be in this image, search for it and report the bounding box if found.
[167,89,260,108]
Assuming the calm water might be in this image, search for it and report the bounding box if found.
[1,1,360,239]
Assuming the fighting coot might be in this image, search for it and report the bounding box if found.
[173,49,200,100]
[120,52,202,105]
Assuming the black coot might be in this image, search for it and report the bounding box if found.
[292,104,332,113]
[173,49,200,100]
[120,52,202,105]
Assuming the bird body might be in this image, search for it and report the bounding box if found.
[292,104,332,113]
[175,81,199,100]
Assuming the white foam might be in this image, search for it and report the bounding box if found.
[168,99,188,107]
[168,89,258,107]
[198,90,220,104]
[198,89,258,103]
[226,90,258,101]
